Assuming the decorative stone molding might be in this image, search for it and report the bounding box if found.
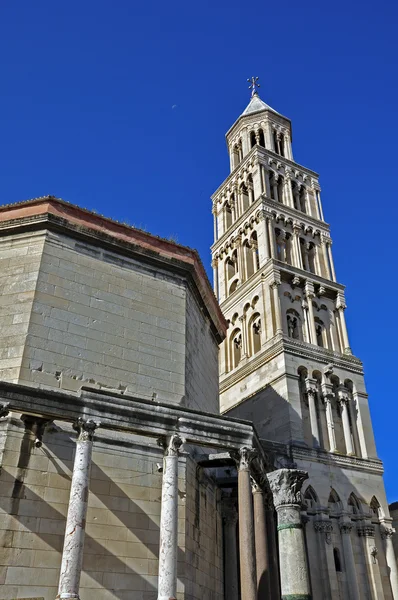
[161,434,184,456]
[230,446,257,470]
[267,468,308,508]
[340,522,354,534]
[357,524,376,537]
[314,520,333,544]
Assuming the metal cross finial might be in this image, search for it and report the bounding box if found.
[247,76,260,97]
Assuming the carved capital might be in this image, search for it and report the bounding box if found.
[357,524,375,537]
[230,446,257,471]
[0,402,10,418]
[73,417,100,442]
[267,468,308,508]
[381,526,395,540]
[314,520,333,543]
[158,433,184,456]
[339,521,354,534]
[21,415,53,448]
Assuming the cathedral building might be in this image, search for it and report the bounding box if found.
[0,86,395,600]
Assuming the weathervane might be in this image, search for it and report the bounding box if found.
[247,76,260,98]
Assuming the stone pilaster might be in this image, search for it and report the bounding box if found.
[251,479,272,598]
[339,520,360,600]
[56,418,99,600]
[157,434,184,600]
[267,468,311,600]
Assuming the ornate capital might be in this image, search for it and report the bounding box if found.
[314,520,333,543]
[230,446,257,471]
[357,524,375,537]
[73,417,100,442]
[0,402,10,418]
[158,433,184,456]
[340,522,354,535]
[267,468,308,508]
[381,526,395,539]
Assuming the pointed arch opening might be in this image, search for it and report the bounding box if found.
[328,488,342,514]
[303,485,319,510]
[348,493,362,515]
[230,328,242,369]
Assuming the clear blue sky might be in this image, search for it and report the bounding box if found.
[1,1,397,502]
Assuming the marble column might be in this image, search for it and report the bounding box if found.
[222,498,239,600]
[252,479,271,598]
[322,391,337,453]
[327,242,336,281]
[382,526,398,600]
[305,286,317,345]
[212,258,219,300]
[271,280,283,335]
[338,390,354,456]
[340,520,360,600]
[305,380,320,448]
[337,306,351,354]
[260,213,271,261]
[57,418,99,600]
[265,497,281,600]
[268,217,277,259]
[267,469,311,600]
[157,434,184,600]
[231,446,257,600]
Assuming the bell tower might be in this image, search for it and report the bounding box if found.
[211,82,377,458]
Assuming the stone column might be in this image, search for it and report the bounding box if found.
[305,379,320,448]
[265,496,281,600]
[357,522,384,600]
[340,520,360,600]
[212,203,218,241]
[212,257,219,300]
[57,418,99,600]
[338,389,354,456]
[305,284,317,345]
[231,447,257,600]
[268,217,277,259]
[336,294,351,354]
[222,498,239,600]
[251,479,271,598]
[322,387,337,453]
[327,242,336,281]
[267,469,311,600]
[293,223,303,269]
[157,434,184,600]
[321,237,331,279]
[264,168,271,198]
[239,314,249,359]
[313,518,334,600]
[272,176,279,203]
[382,526,398,600]
[271,279,283,335]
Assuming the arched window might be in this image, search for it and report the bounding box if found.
[348,493,362,515]
[224,202,233,230]
[233,145,240,169]
[333,548,342,572]
[292,183,299,210]
[250,131,256,148]
[244,241,255,279]
[241,184,250,212]
[230,328,242,369]
[249,313,261,356]
[303,486,319,509]
[270,173,278,201]
[226,252,237,281]
[251,232,259,270]
[287,309,301,340]
[370,496,382,520]
[328,489,342,514]
[308,242,316,274]
[258,128,265,147]
[229,279,238,295]
[314,318,325,348]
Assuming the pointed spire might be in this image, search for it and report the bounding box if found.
[243,76,280,116]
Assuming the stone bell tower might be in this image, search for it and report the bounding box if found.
[211,81,398,599]
[211,82,375,455]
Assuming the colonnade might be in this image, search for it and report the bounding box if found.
[53,418,312,600]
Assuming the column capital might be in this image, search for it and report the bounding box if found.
[339,520,354,534]
[73,418,100,442]
[0,402,9,418]
[158,433,184,456]
[211,257,218,268]
[267,468,308,508]
[357,523,376,537]
[304,377,317,396]
[314,520,333,544]
[230,446,257,471]
[304,281,315,298]
[336,292,346,310]
[337,386,350,405]
[381,526,395,540]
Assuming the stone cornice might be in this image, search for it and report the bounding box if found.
[211,196,263,252]
[262,196,330,232]
[211,146,318,201]
[290,445,384,475]
[220,335,363,393]
[0,200,227,343]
